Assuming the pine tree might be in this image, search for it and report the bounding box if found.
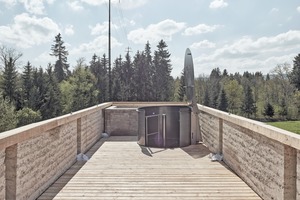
[177,70,186,101]
[153,40,172,101]
[89,54,108,103]
[1,57,18,103]
[0,47,22,106]
[40,65,62,119]
[133,51,145,101]
[144,41,154,101]
[120,52,133,101]
[241,85,256,118]
[203,87,210,106]
[111,56,122,101]
[217,89,228,112]
[291,53,300,90]
[21,61,33,108]
[50,33,69,82]
[263,102,274,118]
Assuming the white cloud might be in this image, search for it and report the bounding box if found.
[117,0,148,10]
[0,0,17,7]
[183,24,220,36]
[34,51,56,65]
[19,0,55,15]
[0,13,60,48]
[128,19,186,44]
[68,0,84,11]
[209,0,228,9]
[71,35,122,55]
[81,0,147,9]
[89,22,119,35]
[214,30,300,58]
[297,6,300,13]
[191,40,216,49]
[270,8,279,14]
[193,30,300,75]
[64,24,74,36]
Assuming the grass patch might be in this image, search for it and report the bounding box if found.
[267,121,300,134]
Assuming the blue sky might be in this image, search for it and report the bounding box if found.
[0,0,300,77]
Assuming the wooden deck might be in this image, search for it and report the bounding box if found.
[38,136,261,200]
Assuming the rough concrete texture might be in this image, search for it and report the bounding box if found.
[16,121,77,200]
[199,111,220,153]
[80,110,103,153]
[297,150,300,200]
[223,121,284,200]
[0,149,5,200]
[105,108,138,136]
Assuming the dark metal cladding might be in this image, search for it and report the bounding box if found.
[137,106,191,148]
[184,48,195,104]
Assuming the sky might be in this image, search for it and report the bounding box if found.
[0,0,300,77]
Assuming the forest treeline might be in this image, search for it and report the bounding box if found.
[0,33,300,132]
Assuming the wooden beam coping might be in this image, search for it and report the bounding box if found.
[198,104,300,150]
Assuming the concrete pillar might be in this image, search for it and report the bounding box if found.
[218,118,223,154]
[284,145,296,200]
[77,118,82,154]
[5,144,18,199]
[191,111,198,145]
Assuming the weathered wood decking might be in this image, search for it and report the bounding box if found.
[38,136,261,200]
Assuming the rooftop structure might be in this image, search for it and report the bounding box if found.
[0,102,299,200]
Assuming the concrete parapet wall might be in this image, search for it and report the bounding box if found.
[198,104,299,200]
[0,102,111,200]
[105,107,138,136]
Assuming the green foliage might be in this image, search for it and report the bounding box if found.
[223,79,243,114]
[291,53,300,90]
[267,121,300,134]
[241,85,257,118]
[69,66,99,112]
[50,33,69,82]
[177,70,186,102]
[263,102,274,118]
[21,61,34,108]
[1,57,18,104]
[152,40,173,101]
[16,107,42,127]
[59,80,74,114]
[217,89,228,112]
[0,94,17,132]
[39,65,62,119]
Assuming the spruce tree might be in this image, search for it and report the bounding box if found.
[1,57,18,103]
[40,65,62,119]
[177,70,186,102]
[50,33,69,82]
[241,85,256,118]
[21,61,33,108]
[217,89,228,112]
[263,102,274,118]
[153,40,172,101]
[111,56,122,101]
[0,47,22,106]
[144,41,154,101]
[291,53,300,90]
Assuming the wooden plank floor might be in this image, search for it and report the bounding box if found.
[38,136,261,200]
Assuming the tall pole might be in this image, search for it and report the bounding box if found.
[108,0,112,100]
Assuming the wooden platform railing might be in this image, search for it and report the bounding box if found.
[0,102,112,200]
[198,104,300,200]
